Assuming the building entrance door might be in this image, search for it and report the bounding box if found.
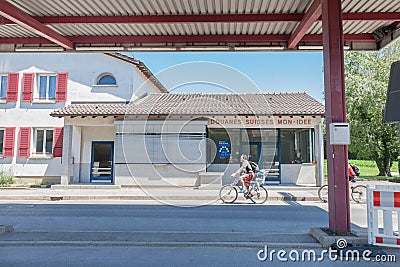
[90,141,114,183]
[240,129,281,183]
[260,143,280,182]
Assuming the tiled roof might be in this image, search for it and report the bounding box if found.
[105,53,168,93]
[51,93,325,117]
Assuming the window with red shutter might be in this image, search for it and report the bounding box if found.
[56,73,68,102]
[2,127,15,158]
[22,73,34,102]
[1,75,8,101]
[6,73,19,102]
[53,127,64,157]
[18,127,31,157]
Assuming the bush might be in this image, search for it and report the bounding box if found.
[0,172,15,187]
[0,169,15,186]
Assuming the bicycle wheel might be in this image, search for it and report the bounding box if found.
[318,185,329,202]
[249,185,268,204]
[219,185,238,203]
[351,185,367,204]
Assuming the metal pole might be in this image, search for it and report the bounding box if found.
[322,0,351,234]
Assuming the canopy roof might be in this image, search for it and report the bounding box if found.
[1,0,400,52]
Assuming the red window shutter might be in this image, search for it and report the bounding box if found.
[3,127,15,158]
[18,127,31,158]
[56,72,68,102]
[53,127,63,157]
[6,73,19,102]
[22,73,34,102]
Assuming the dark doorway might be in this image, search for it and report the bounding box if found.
[90,141,114,183]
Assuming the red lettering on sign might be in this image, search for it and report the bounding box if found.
[278,119,293,124]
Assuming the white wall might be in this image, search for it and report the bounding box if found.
[207,164,240,185]
[0,104,64,178]
[281,163,316,185]
[0,53,143,103]
[114,120,208,185]
[0,53,163,182]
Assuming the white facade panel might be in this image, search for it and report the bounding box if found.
[114,120,208,184]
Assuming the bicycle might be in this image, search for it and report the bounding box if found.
[318,184,367,204]
[219,172,268,204]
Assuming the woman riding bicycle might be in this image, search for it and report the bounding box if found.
[230,154,254,197]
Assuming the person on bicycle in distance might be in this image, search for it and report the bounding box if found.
[348,163,357,197]
[230,154,254,197]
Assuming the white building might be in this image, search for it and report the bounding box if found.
[1,53,324,187]
[52,93,325,186]
[0,53,166,184]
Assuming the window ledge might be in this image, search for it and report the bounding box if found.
[29,154,53,159]
[0,99,6,104]
[92,84,118,88]
[32,99,57,104]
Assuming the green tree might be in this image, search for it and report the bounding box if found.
[345,41,400,176]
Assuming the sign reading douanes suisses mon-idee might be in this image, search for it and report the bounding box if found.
[208,116,321,128]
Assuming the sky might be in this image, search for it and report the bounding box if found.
[129,52,325,103]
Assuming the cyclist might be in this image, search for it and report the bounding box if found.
[348,163,357,197]
[230,154,254,197]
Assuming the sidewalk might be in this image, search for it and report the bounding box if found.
[0,180,394,202]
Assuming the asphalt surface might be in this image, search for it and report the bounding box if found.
[0,181,398,266]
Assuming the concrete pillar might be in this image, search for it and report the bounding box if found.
[61,125,72,185]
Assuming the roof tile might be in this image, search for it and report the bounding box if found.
[51,93,325,117]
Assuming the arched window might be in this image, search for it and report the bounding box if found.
[96,73,116,85]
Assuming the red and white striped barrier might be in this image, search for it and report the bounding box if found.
[368,185,400,248]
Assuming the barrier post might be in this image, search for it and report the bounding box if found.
[367,185,400,248]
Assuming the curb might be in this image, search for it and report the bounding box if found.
[309,227,368,248]
[51,185,121,190]
[0,241,323,248]
[0,195,321,202]
[0,187,30,190]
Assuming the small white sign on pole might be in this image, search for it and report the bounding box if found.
[329,123,350,145]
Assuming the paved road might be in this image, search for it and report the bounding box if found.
[1,245,399,267]
[0,199,372,233]
[0,200,397,266]
[1,201,331,233]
